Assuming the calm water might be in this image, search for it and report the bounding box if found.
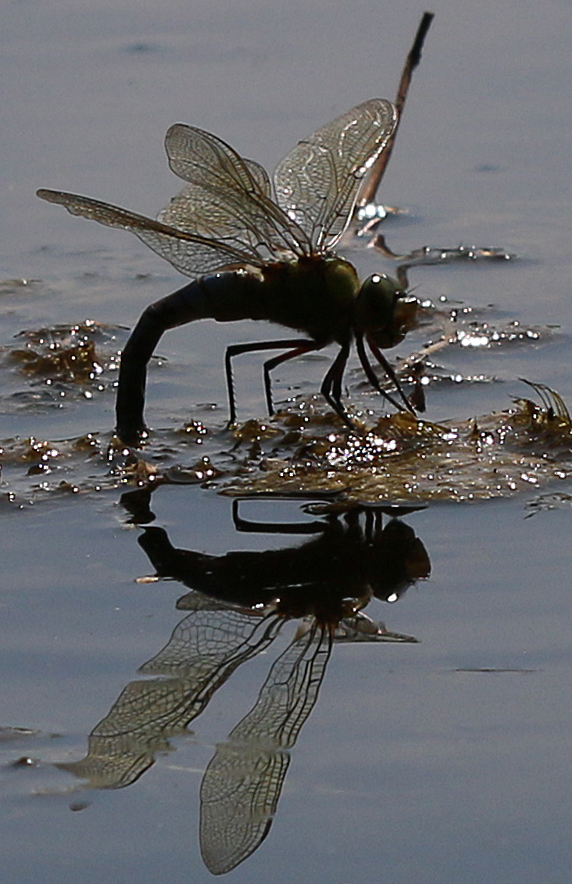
[2,1,572,882]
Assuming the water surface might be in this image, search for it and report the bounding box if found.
[1,1,572,882]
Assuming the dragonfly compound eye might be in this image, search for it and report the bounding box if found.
[355,274,418,348]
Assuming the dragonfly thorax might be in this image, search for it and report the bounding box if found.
[259,254,361,345]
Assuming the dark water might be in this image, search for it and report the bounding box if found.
[2,1,572,882]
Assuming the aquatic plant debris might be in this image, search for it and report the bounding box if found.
[1,320,122,409]
[2,381,572,509]
[220,383,572,503]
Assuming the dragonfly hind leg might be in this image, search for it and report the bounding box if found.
[262,343,322,416]
[224,339,317,425]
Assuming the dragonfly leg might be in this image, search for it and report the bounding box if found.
[355,334,410,413]
[262,342,321,416]
[320,341,355,428]
[365,334,416,413]
[224,339,316,424]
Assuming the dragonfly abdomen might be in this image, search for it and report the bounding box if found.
[115,270,269,443]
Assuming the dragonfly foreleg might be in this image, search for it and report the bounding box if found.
[355,334,411,413]
[224,339,316,424]
[365,333,416,413]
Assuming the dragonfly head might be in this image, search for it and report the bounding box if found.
[354,274,418,348]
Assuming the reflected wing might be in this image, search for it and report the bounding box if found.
[37,189,264,276]
[163,124,312,257]
[200,627,331,875]
[140,595,282,677]
[57,599,284,790]
[274,98,397,251]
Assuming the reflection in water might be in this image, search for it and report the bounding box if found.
[59,496,429,874]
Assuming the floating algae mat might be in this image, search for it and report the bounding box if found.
[2,381,572,508]
[220,383,572,504]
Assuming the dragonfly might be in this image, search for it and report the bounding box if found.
[37,99,419,444]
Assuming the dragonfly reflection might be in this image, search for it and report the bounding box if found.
[58,502,429,874]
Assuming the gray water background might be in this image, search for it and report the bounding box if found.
[2,1,572,882]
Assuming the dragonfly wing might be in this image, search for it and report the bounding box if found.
[200,627,331,874]
[243,157,273,198]
[165,124,312,257]
[273,98,397,251]
[37,189,262,275]
[165,123,270,195]
[58,602,284,790]
[140,598,283,678]
[157,182,276,264]
[165,123,272,197]
[225,625,331,748]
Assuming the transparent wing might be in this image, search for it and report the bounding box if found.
[273,98,397,251]
[140,596,283,678]
[37,189,265,276]
[57,599,284,790]
[164,124,312,257]
[200,627,331,875]
[157,183,279,264]
[165,123,272,197]
[243,158,273,198]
